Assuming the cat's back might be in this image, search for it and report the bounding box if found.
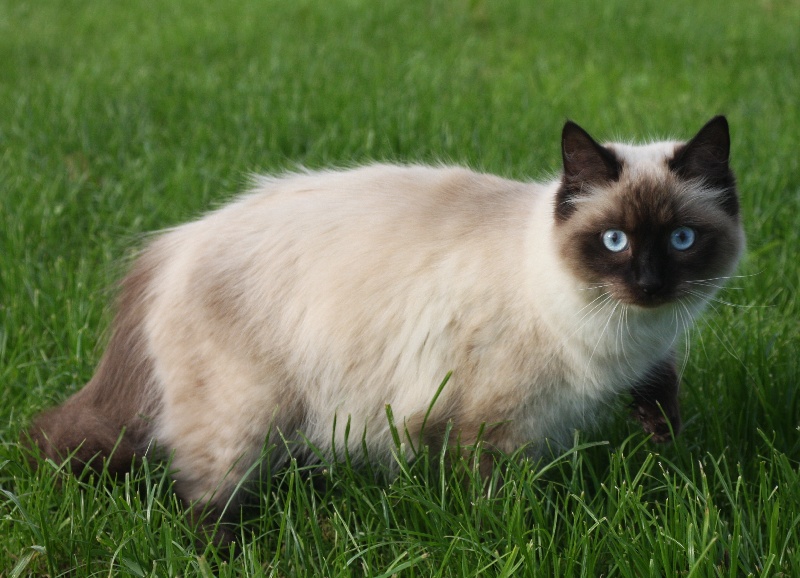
[143,164,551,371]
[209,163,541,236]
[153,163,548,292]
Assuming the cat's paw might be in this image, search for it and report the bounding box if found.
[631,402,681,443]
[189,503,238,552]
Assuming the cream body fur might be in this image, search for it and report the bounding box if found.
[29,117,745,528]
[150,166,642,499]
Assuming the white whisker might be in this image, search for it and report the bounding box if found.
[694,271,763,283]
[676,300,693,381]
[577,282,615,292]
[694,311,750,375]
[686,280,743,291]
[584,298,620,377]
[683,289,765,309]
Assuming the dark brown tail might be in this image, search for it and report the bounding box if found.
[25,249,161,477]
[25,392,140,477]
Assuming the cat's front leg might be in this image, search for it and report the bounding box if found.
[629,357,681,443]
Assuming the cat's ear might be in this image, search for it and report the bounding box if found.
[557,121,621,222]
[669,116,738,216]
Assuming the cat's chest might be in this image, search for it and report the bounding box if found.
[557,306,677,392]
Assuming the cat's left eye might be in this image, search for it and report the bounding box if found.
[670,226,695,250]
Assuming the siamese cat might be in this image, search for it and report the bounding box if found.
[28,116,744,533]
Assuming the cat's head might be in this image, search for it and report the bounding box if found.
[555,116,745,309]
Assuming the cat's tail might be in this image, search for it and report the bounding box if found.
[25,389,142,477]
[23,252,161,478]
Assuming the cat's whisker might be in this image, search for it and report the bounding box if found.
[670,304,691,387]
[612,307,624,369]
[681,299,708,357]
[685,280,742,291]
[571,292,615,335]
[583,298,621,380]
[539,292,624,389]
[571,289,610,316]
[578,291,614,313]
[617,306,638,378]
[690,271,763,283]
[519,291,614,385]
[576,297,619,425]
[693,307,749,373]
[665,305,681,351]
[577,282,615,292]
[682,294,753,382]
[681,270,763,292]
[676,300,693,381]
[624,304,636,344]
[683,289,762,309]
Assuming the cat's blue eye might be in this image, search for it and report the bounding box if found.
[602,229,629,252]
[670,226,695,250]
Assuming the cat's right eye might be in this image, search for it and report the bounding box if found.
[602,229,629,252]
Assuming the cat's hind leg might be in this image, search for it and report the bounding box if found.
[154,357,305,542]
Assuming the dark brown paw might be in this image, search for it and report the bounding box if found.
[631,402,680,443]
[188,503,238,551]
[199,523,237,550]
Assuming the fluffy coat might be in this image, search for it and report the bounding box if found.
[28,117,745,526]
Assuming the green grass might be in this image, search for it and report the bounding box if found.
[1,0,799,575]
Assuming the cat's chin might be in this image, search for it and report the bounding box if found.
[616,292,677,310]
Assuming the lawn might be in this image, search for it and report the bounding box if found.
[1,0,799,575]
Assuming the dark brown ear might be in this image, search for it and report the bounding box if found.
[669,116,738,216]
[556,121,621,222]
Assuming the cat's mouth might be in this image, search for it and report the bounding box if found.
[614,288,676,309]
[617,285,708,310]
[626,296,670,309]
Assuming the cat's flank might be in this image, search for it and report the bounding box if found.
[28,117,744,533]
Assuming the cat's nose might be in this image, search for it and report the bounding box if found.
[637,278,664,295]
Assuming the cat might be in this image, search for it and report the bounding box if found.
[27,116,744,536]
